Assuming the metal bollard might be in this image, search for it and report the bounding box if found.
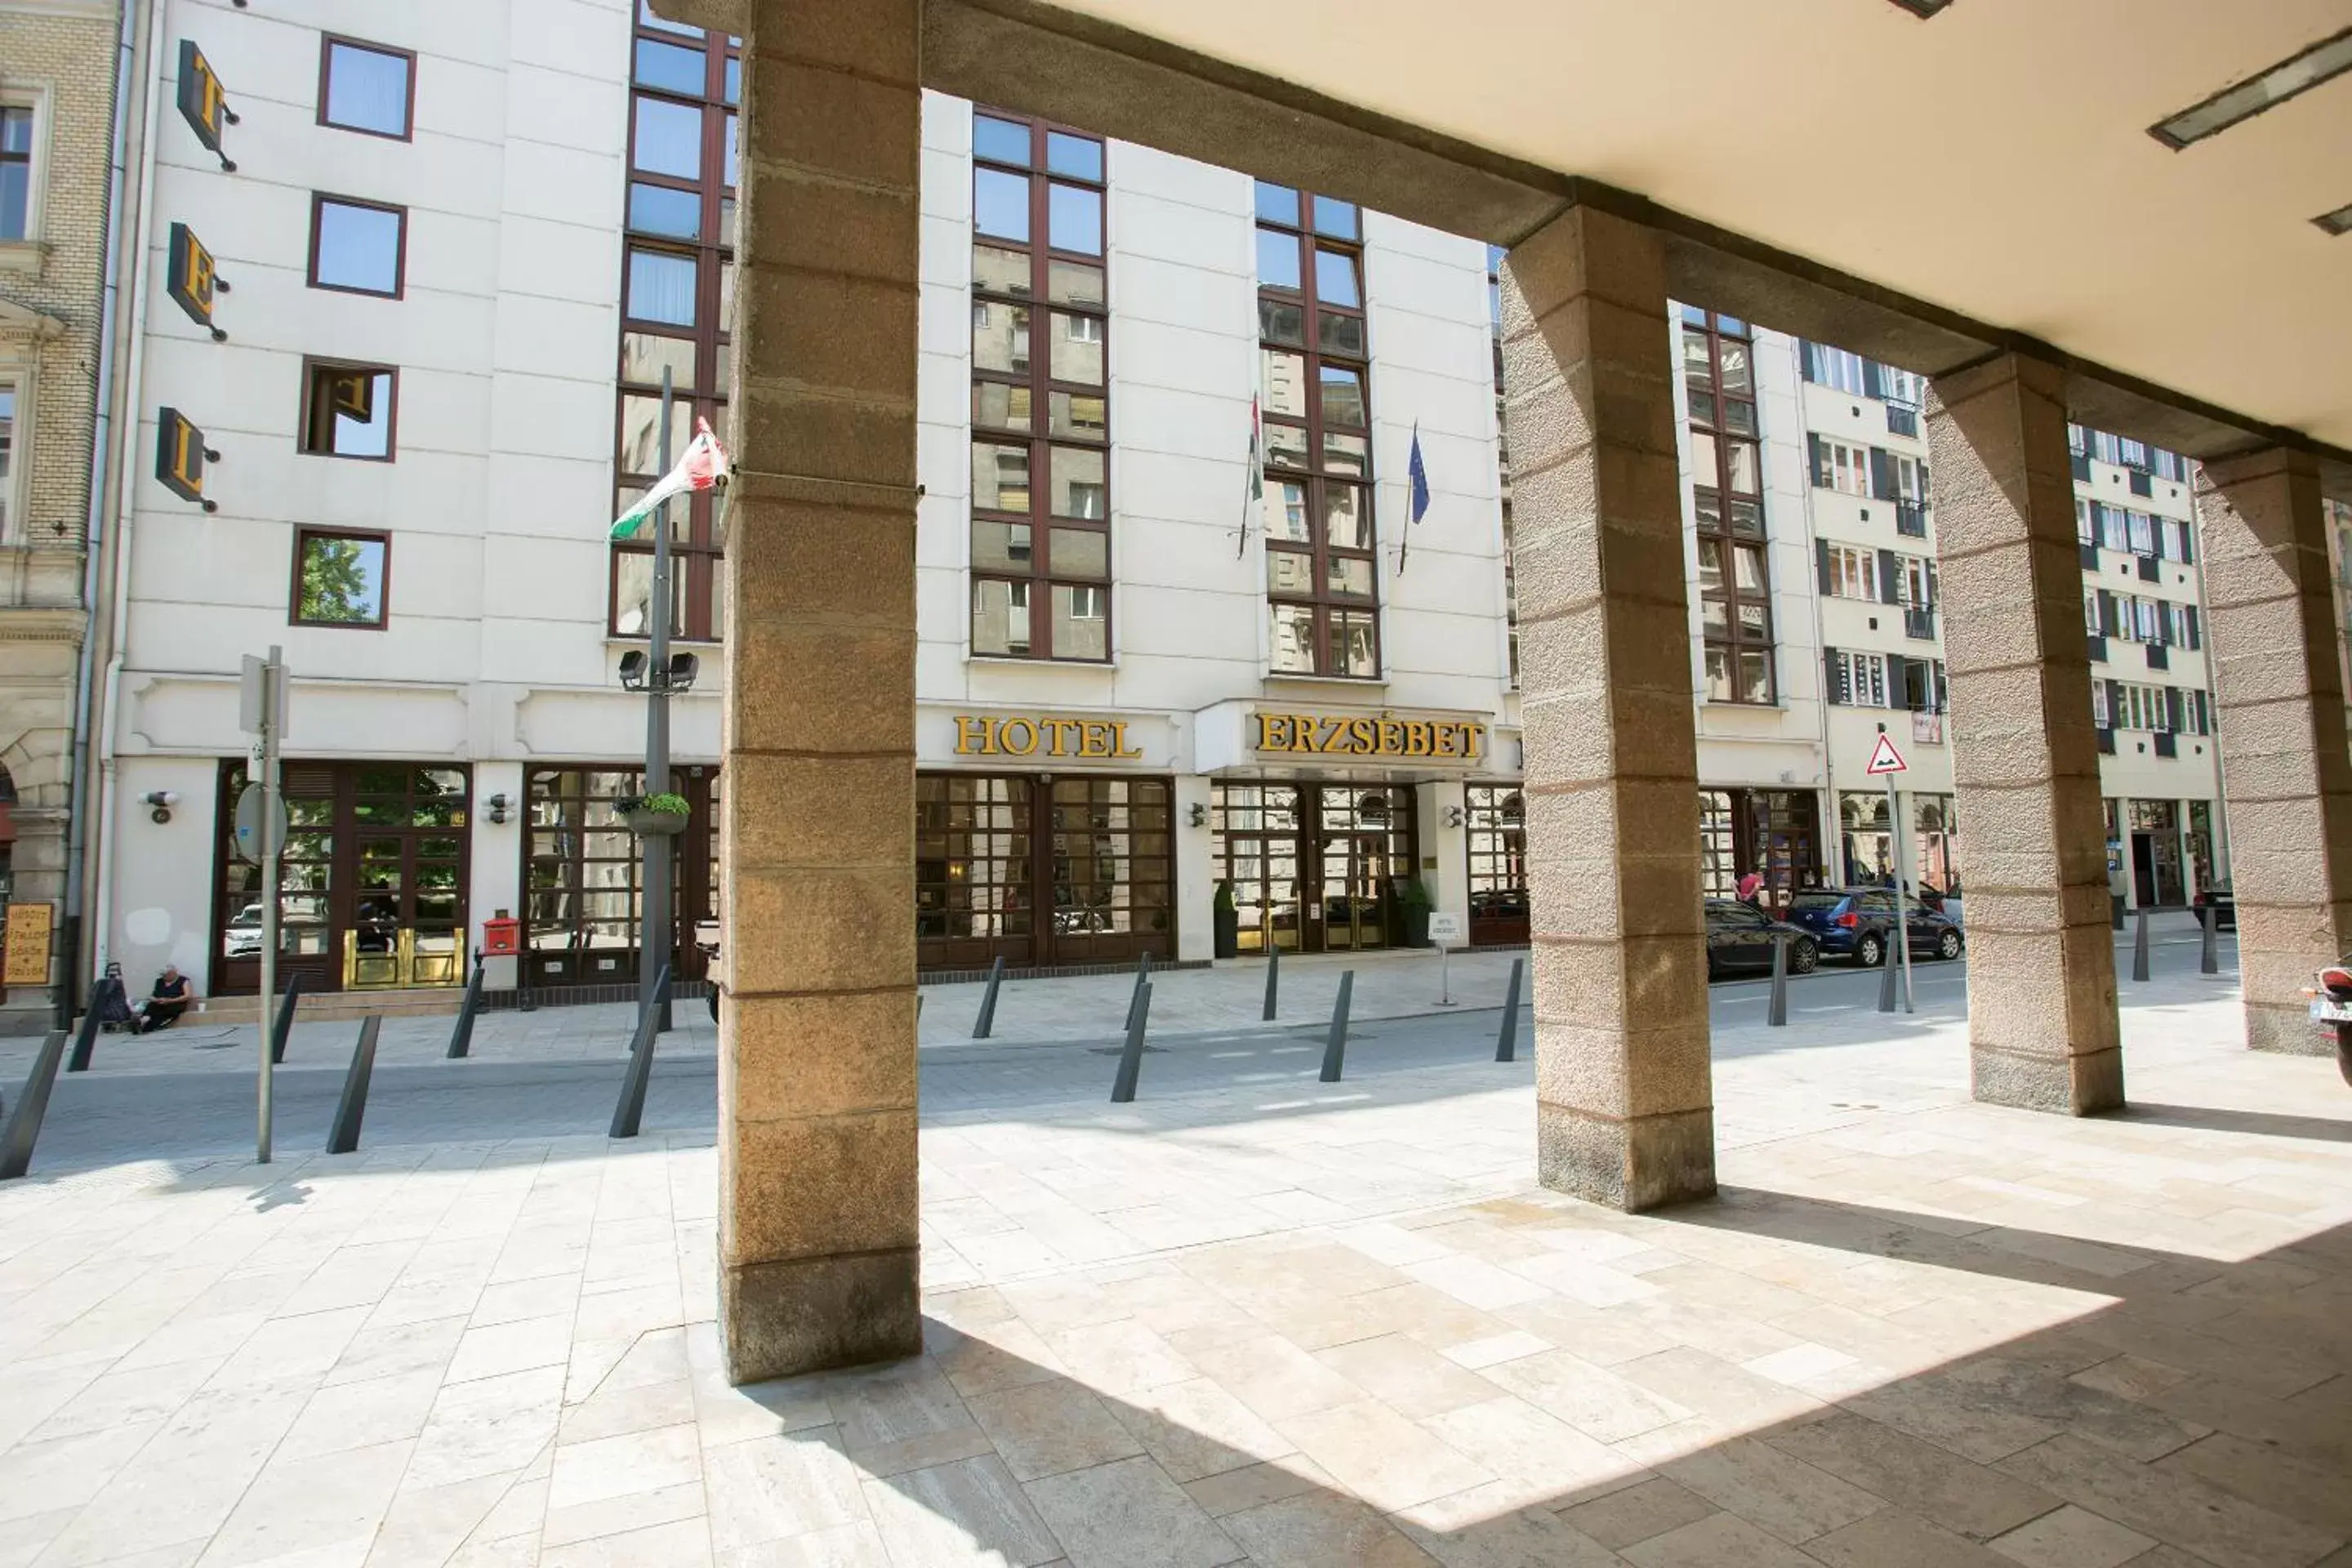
[1,1031,69,1179]
[1125,951,1153,1031]
[1768,934,1790,1027]
[1263,947,1280,1021]
[1494,956,1524,1062]
[446,960,486,1059]
[2199,904,2219,975]
[1109,981,1152,1103]
[1319,971,1354,1083]
[326,1017,382,1156]
[609,964,670,1139]
[64,995,105,1073]
[1876,935,1900,1014]
[269,972,310,1065]
[973,956,1005,1039]
[2132,910,2151,982]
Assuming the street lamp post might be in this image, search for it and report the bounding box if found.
[641,368,675,1033]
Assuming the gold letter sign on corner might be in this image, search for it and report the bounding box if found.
[953,715,1146,761]
[1250,711,1485,761]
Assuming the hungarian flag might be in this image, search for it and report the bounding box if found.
[611,418,731,540]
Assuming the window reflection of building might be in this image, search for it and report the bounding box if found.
[1464,786,1526,945]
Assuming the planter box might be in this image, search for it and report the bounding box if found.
[626,808,688,836]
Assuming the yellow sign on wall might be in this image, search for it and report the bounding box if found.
[176,39,232,157]
[3,902,54,989]
[167,223,219,331]
[954,715,1143,760]
[1251,710,1486,761]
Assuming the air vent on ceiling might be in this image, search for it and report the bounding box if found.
[2150,26,2352,149]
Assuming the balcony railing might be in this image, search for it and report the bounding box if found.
[2145,641,2170,670]
[1903,605,1937,640]
[1895,501,1928,537]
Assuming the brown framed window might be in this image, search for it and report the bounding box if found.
[292,527,390,628]
[298,359,398,460]
[1680,305,1774,704]
[1257,181,1376,678]
[969,111,1110,662]
[318,37,415,140]
[611,17,737,643]
[309,194,405,297]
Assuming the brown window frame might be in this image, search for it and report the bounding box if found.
[609,20,738,644]
[1680,305,1775,705]
[968,110,1111,663]
[306,192,408,299]
[290,525,391,630]
[317,35,417,143]
[1257,181,1378,679]
[296,356,400,462]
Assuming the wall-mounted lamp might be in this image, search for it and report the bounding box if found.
[486,792,511,825]
[1187,802,1208,827]
[145,789,180,824]
[618,650,700,693]
[1444,804,1464,830]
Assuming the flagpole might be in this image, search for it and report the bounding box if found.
[642,368,675,1033]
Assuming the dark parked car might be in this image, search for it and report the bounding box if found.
[1704,899,1818,979]
[1782,887,1966,967]
[2194,882,2235,931]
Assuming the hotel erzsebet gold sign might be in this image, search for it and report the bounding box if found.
[954,715,1144,760]
[1250,711,1485,760]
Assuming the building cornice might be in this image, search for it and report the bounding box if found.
[0,295,69,339]
[0,605,88,642]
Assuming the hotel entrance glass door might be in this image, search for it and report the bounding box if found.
[1314,831,1392,950]
[1214,782,1416,955]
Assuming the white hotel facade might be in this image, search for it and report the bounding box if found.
[79,0,2230,1004]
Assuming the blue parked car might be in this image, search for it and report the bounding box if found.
[1781,887,1965,968]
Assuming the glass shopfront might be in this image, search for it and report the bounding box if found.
[915,772,1173,973]
[522,766,720,990]
[1464,784,1527,945]
[1212,782,1418,954]
[212,760,472,996]
[1701,787,1820,910]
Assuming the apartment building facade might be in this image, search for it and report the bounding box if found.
[82,0,2236,1004]
[1,0,122,1030]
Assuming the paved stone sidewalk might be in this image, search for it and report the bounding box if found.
[4,934,2345,1568]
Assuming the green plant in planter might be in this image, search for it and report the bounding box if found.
[1213,879,1236,913]
[1396,876,1433,911]
[639,791,691,817]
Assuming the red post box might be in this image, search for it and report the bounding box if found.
[481,911,521,956]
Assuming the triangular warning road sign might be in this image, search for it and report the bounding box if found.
[1865,733,1908,775]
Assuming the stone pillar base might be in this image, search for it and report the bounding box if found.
[1971,1043,2124,1115]
[1537,1104,1716,1212]
[720,1248,922,1384]
[2246,1004,2334,1057]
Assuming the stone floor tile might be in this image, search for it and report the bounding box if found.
[559,1378,697,1446]
[324,1318,470,1391]
[1440,1332,1551,1372]
[1652,1434,1885,1546]
[964,1379,1146,1483]
[1180,1336,1365,1423]
[1984,1504,2154,1568]
[1556,1475,1717,1550]
[1269,1400,1493,1515]
[26,1356,224,1443]
[1110,1377,1294,1485]
[860,1454,1062,1568]
[196,1438,415,1568]
[1022,1454,1244,1568]
[537,1517,711,1568]
[1840,1370,2063,1465]
[1044,1318,1196,1396]
[929,1317,1070,1399]
[700,1428,867,1554]
[541,1480,706,1550]
[447,1317,577,1387]
[1618,1509,1821,1568]
[1493,1300,1678,1369]
[404,1366,568,1491]
[1416,1396,1646,1508]
[473,1474,550,1544]
[2154,1431,2352,1539]
[1803,1507,2024,1567]
[359,1471,519,1568]
[711,1521,891,1568]
[1994,1432,2341,1568]
[1401,1257,1550,1313]
[1218,1491,1441,1568]
[1764,1410,2058,1540]
[1477,1350,1692,1444]
[1612,1346,1825,1435]
[1740,1342,1856,1388]
[472,1274,586,1330]
[1390,1481,1624,1568]
[1312,1334,1503,1419]
[550,1422,702,1512]
[2067,1355,2194,1402]
[283,1370,447,1459]
[1940,1358,2211,1463]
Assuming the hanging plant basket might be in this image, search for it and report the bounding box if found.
[626,808,688,836]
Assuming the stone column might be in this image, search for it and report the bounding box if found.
[1925,353,2122,1113]
[1502,207,1713,1211]
[2194,449,2352,1054]
[716,0,923,1382]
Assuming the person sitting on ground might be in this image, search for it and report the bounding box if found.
[136,964,195,1033]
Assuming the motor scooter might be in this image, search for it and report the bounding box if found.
[696,920,722,1023]
[2303,962,2352,1085]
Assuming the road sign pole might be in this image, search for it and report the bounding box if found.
[1886,765,1913,1014]
[244,648,287,1164]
